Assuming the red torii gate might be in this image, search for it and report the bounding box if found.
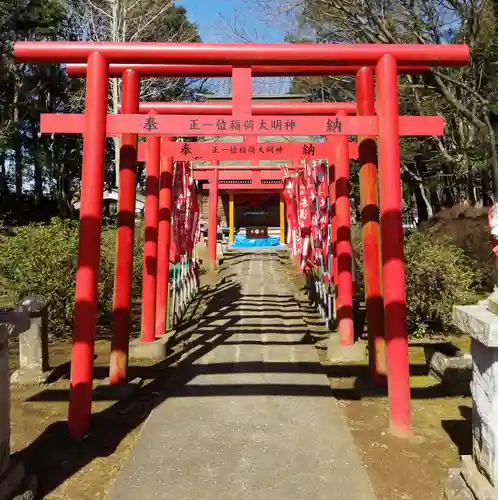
[134,140,360,262]
[15,41,469,440]
[61,64,441,375]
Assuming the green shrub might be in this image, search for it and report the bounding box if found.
[351,225,480,336]
[404,232,479,335]
[0,218,144,337]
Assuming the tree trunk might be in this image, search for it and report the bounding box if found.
[61,175,72,218]
[15,138,22,198]
[482,167,493,206]
[485,114,498,201]
[113,136,120,188]
[430,189,441,214]
[34,138,43,202]
[414,182,433,223]
[58,160,71,218]
[467,168,477,205]
[111,73,120,188]
[13,77,22,198]
[442,164,455,207]
[410,156,433,221]
[0,151,7,194]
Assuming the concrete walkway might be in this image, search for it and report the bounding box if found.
[109,252,376,500]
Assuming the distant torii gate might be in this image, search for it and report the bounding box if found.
[132,137,360,271]
[16,41,469,439]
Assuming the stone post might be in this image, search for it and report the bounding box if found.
[10,296,49,385]
[0,307,36,499]
[0,321,10,479]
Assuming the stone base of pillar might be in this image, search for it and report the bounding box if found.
[453,299,498,490]
[445,468,475,500]
[487,290,498,316]
[10,368,51,386]
[93,377,143,400]
[216,241,225,258]
[326,335,367,363]
[128,333,174,362]
[453,302,498,348]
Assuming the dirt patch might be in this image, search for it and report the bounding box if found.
[10,338,144,500]
[317,344,471,500]
[8,269,214,500]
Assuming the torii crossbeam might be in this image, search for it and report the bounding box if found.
[40,112,443,136]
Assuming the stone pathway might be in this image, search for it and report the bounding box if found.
[109,252,376,500]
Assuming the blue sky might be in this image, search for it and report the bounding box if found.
[178,0,286,43]
[177,1,292,95]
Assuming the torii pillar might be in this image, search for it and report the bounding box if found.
[229,192,235,245]
[280,193,285,244]
[208,161,219,270]
[156,137,175,335]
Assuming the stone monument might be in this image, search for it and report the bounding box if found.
[0,306,37,499]
[449,203,498,499]
[10,296,50,385]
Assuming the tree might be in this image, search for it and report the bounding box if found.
[249,0,498,216]
[0,0,81,218]
[68,0,203,186]
[0,0,203,219]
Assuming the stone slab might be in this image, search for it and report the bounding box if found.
[424,343,472,394]
[18,314,49,372]
[10,368,51,386]
[424,343,472,376]
[487,292,498,316]
[453,304,498,347]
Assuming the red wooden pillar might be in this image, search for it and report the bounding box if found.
[376,54,412,436]
[141,127,160,342]
[156,136,174,336]
[208,162,219,270]
[109,69,140,385]
[356,67,386,386]
[68,52,108,438]
[335,112,354,345]
[328,146,337,287]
